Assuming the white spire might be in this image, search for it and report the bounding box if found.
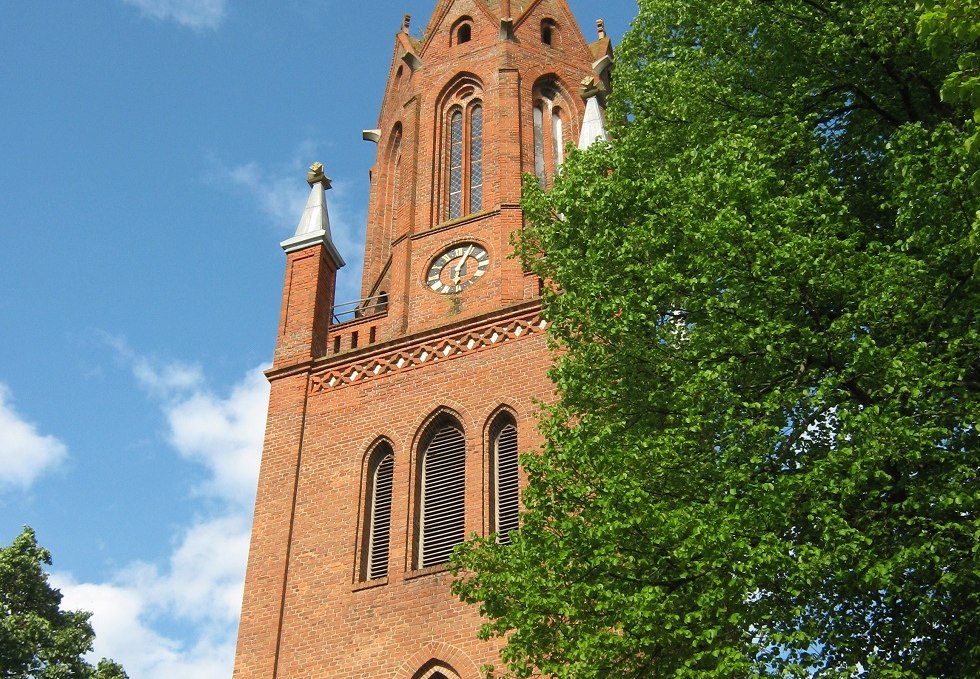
[280,162,345,267]
[578,96,609,150]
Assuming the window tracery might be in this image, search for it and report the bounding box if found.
[439,77,485,222]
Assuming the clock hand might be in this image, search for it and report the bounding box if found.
[452,245,475,284]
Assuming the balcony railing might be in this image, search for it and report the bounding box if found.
[331,293,389,324]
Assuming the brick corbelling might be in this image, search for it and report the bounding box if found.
[309,303,548,393]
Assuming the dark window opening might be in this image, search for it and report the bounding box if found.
[351,331,359,349]
[457,23,471,44]
[333,336,341,353]
[541,20,557,45]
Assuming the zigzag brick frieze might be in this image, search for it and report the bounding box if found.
[310,312,548,394]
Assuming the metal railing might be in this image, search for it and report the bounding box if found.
[331,293,389,324]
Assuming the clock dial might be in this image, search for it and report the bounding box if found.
[426,243,489,294]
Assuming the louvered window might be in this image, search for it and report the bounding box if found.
[419,425,466,568]
[494,423,520,544]
[366,450,394,580]
[448,110,464,219]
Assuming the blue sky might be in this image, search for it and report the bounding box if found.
[0,1,636,677]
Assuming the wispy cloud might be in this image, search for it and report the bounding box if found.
[121,0,227,30]
[0,384,68,490]
[209,145,367,305]
[56,349,269,679]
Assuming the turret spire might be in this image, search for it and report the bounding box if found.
[578,95,609,149]
[280,162,345,267]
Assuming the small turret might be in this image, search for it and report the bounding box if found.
[273,163,345,368]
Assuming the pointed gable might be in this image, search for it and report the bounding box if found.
[417,0,500,59]
[512,0,594,64]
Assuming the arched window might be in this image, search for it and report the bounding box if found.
[384,125,403,246]
[452,17,473,46]
[533,105,546,185]
[448,109,464,219]
[541,19,558,46]
[412,664,462,679]
[418,416,466,568]
[362,442,394,580]
[489,413,519,544]
[531,78,569,187]
[552,107,564,169]
[441,86,485,221]
[469,104,483,212]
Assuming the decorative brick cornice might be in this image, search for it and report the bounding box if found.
[310,310,548,394]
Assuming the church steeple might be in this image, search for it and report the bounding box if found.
[233,4,612,678]
[355,0,612,336]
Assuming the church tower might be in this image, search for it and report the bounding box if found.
[232,2,611,677]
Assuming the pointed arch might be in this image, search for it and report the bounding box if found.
[398,641,481,679]
[435,74,486,223]
[359,438,395,581]
[413,409,467,568]
[384,123,404,247]
[531,75,574,186]
[451,16,473,46]
[486,408,520,544]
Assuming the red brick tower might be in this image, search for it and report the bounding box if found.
[232,2,611,677]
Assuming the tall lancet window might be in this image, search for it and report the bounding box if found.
[418,416,466,568]
[532,78,570,187]
[362,442,394,580]
[440,78,486,222]
[552,108,564,170]
[533,105,546,185]
[490,413,519,544]
[384,125,403,247]
[448,110,464,220]
[469,104,483,212]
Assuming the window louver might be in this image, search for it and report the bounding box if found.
[495,424,519,544]
[367,453,394,579]
[420,426,466,568]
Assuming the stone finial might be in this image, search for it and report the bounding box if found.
[307,162,332,189]
[402,14,411,33]
[283,163,344,266]
[500,0,512,19]
[597,19,606,40]
[580,75,606,99]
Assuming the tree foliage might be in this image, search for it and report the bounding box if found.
[1,528,128,679]
[453,0,979,676]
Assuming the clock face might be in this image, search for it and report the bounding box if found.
[426,243,490,294]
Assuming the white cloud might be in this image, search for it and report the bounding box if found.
[0,384,68,490]
[209,146,367,305]
[54,359,268,679]
[165,367,268,508]
[121,0,227,30]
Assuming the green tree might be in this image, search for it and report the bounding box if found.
[453,0,979,677]
[1,528,128,679]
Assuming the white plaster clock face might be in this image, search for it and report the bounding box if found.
[426,243,489,294]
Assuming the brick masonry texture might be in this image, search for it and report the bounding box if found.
[232,1,607,677]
